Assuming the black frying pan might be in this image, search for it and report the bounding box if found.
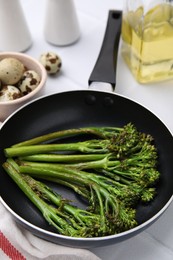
[0,11,173,249]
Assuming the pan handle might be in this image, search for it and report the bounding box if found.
[88,10,122,92]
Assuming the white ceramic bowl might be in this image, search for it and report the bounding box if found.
[0,52,47,121]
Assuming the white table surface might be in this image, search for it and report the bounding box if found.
[2,0,173,259]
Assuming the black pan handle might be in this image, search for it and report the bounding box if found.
[88,10,122,91]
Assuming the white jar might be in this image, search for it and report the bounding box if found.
[0,0,32,52]
[44,0,80,46]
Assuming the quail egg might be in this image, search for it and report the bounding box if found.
[39,52,62,74]
[18,70,41,95]
[0,85,22,102]
[0,58,25,85]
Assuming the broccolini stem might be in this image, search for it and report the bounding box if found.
[44,178,90,199]
[19,164,91,187]
[17,160,121,188]
[18,161,120,220]
[19,153,107,163]
[4,140,110,157]
[12,127,123,147]
[21,174,109,235]
[64,155,121,170]
[3,159,82,237]
[19,158,158,204]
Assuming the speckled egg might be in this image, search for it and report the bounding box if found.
[0,58,25,85]
[0,85,22,102]
[39,52,62,74]
[18,70,41,95]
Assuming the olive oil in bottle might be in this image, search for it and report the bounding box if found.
[121,3,173,83]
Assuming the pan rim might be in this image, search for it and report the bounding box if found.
[1,89,173,138]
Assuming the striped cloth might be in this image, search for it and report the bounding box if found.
[0,232,25,260]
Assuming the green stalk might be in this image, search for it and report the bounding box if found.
[4,140,110,157]
[18,158,158,203]
[45,178,90,199]
[65,156,121,170]
[18,160,116,189]
[12,127,123,147]
[19,154,122,174]
[6,159,119,234]
[17,160,120,188]
[18,160,148,206]
[20,153,107,163]
[19,164,91,187]
[21,174,108,235]
[3,159,81,237]
[18,161,120,219]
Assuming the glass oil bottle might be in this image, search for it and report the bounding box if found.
[121,0,173,83]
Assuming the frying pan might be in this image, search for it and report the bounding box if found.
[0,10,173,249]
